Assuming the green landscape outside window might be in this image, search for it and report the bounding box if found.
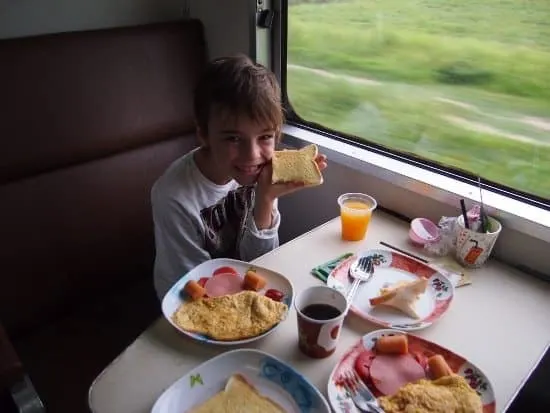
[287,0,550,200]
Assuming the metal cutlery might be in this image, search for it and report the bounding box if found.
[342,370,384,413]
[345,256,374,312]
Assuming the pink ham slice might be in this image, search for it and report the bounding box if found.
[204,274,243,297]
[370,353,426,396]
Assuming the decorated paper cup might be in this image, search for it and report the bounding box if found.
[294,286,347,359]
[455,215,502,268]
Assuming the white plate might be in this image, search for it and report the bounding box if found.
[151,349,331,413]
[327,329,496,413]
[327,249,454,331]
[162,258,294,345]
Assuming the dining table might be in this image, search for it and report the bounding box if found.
[88,210,550,413]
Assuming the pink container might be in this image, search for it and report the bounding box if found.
[409,218,441,246]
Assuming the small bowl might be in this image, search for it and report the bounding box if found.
[409,218,441,246]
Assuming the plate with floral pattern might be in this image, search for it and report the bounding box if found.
[327,329,496,413]
[152,349,331,413]
[326,249,454,331]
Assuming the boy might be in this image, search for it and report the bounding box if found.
[151,55,327,300]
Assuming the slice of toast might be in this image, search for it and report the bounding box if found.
[189,373,286,413]
[271,144,323,186]
[369,278,428,319]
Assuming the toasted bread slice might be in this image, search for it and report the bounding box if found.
[369,278,428,319]
[271,144,323,186]
[189,373,285,413]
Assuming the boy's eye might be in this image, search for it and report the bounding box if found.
[225,135,240,143]
[260,134,275,141]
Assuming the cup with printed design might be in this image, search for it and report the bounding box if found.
[294,285,347,359]
[337,193,377,241]
[455,214,502,268]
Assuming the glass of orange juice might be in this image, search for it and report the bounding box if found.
[337,193,377,241]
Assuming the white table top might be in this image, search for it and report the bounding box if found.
[88,212,550,413]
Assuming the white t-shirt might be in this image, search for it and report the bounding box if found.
[151,148,280,300]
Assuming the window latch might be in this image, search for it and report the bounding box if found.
[257,9,275,29]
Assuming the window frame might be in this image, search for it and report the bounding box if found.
[254,0,550,280]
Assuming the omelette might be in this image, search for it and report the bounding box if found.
[378,374,483,413]
[172,291,288,341]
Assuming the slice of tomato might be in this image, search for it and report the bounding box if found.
[197,277,209,287]
[265,289,284,302]
[212,266,239,277]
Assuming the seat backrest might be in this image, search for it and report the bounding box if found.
[0,20,206,337]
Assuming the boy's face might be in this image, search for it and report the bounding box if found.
[199,112,277,185]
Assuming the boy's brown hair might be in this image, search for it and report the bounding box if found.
[193,54,283,138]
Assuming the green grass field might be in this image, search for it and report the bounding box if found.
[287,0,550,200]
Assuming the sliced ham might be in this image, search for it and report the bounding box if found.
[204,274,243,297]
[354,350,376,383]
[370,353,426,396]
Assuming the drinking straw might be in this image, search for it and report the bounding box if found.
[478,177,489,233]
[460,199,469,229]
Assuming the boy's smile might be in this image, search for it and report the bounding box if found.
[235,164,263,176]
[196,113,277,186]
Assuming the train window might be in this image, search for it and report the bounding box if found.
[284,0,550,204]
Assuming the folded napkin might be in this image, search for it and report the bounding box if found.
[311,252,471,288]
[310,253,354,283]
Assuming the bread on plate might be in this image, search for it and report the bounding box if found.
[369,278,429,319]
[189,373,285,413]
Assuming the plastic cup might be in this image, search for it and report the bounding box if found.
[294,286,347,359]
[409,217,441,246]
[337,193,377,241]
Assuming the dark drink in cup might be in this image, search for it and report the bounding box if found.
[294,286,347,359]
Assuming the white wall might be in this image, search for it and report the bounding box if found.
[0,0,184,39]
[0,0,252,59]
[189,0,252,58]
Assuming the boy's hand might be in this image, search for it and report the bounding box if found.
[256,154,328,202]
[253,154,327,230]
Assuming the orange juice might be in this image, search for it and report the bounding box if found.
[340,201,372,241]
[337,193,377,241]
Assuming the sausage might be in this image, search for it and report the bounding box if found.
[243,270,267,291]
[427,354,453,379]
[370,354,426,396]
[184,280,206,301]
[369,290,397,306]
[375,335,409,355]
[204,274,243,297]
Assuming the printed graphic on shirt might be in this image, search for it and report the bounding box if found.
[200,186,255,259]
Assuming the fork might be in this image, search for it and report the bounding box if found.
[342,370,385,413]
[346,257,374,312]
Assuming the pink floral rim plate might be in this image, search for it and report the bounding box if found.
[326,249,454,331]
[327,329,496,413]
